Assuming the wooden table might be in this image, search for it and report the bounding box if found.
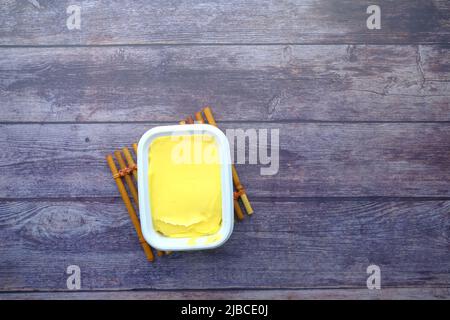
[0,0,449,299]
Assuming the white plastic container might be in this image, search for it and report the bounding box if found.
[137,124,234,251]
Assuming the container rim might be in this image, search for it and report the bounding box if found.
[137,124,234,251]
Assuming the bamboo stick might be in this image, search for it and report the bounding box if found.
[114,150,139,206]
[122,147,138,182]
[203,106,254,215]
[106,155,154,262]
[194,111,205,123]
[203,106,217,126]
[232,166,253,215]
[234,199,244,220]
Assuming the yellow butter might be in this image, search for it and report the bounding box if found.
[148,134,222,239]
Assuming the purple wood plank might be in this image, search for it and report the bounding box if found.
[1,288,449,300]
[0,199,448,291]
[1,123,450,198]
[1,0,449,45]
[0,45,449,122]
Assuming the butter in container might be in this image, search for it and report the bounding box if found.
[137,124,234,251]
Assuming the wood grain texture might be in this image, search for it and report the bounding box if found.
[0,199,449,291]
[1,288,449,300]
[0,45,449,122]
[1,123,450,198]
[1,0,449,299]
[1,0,449,45]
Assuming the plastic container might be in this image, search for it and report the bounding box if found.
[137,124,234,251]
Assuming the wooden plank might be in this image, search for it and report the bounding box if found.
[1,1,449,45]
[0,45,449,122]
[0,199,448,291]
[1,123,450,198]
[1,288,449,300]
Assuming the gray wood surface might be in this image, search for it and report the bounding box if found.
[0,0,449,300]
[1,0,449,45]
[1,288,449,300]
[1,45,449,122]
[1,123,450,198]
[0,200,449,291]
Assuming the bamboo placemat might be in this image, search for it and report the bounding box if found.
[106,106,253,261]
